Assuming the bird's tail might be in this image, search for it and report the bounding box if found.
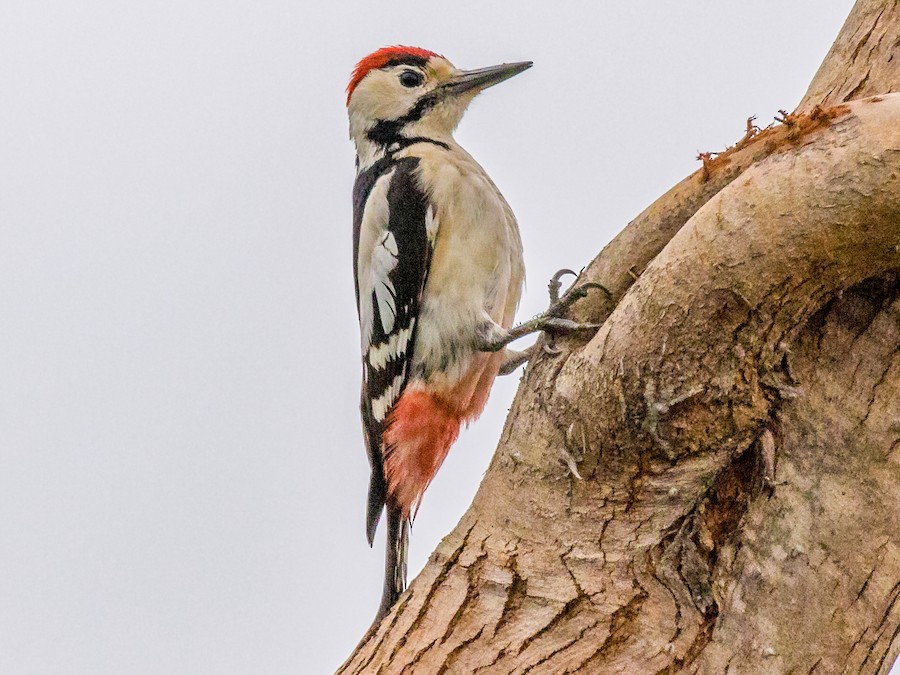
[374,504,408,624]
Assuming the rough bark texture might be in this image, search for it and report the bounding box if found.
[798,0,900,112]
[341,2,900,672]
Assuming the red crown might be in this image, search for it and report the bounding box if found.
[347,46,441,105]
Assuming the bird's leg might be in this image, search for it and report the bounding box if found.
[476,269,610,353]
[498,346,533,375]
[498,342,570,376]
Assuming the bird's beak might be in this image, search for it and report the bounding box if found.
[439,61,533,97]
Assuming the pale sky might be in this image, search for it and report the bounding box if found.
[1,1,877,673]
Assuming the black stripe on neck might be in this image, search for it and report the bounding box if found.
[389,136,450,152]
[355,137,449,190]
[367,92,441,146]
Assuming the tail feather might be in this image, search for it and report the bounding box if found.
[366,472,386,547]
[374,505,408,625]
[369,357,503,625]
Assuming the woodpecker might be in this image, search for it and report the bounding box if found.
[347,46,593,623]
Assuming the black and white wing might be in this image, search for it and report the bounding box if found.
[353,156,435,543]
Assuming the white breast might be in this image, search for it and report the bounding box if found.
[406,142,525,386]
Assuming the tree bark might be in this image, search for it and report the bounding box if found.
[341,2,900,672]
[798,0,900,112]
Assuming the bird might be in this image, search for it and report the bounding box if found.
[347,46,596,624]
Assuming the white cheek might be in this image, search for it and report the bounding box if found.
[349,72,421,125]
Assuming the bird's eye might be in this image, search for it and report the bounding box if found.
[399,70,423,88]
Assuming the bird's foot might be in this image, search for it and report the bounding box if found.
[546,268,611,315]
[478,269,608,353]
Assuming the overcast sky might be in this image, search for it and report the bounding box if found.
[1,1,877,673]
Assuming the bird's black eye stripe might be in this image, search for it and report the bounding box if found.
[399,70,423,88]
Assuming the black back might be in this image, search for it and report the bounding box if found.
[352,155,433,542]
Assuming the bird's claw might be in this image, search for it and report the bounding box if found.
[537,270,607,344]
[548,268,578,304]
[546,269,613,317]
[570,282,612,302]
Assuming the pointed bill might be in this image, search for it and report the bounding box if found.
[439,61,533,97]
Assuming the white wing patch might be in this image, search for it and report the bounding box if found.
[425,206,439,245]
[372,230,399,335]
[357,168,396,349]
[371,374,405,422]
[368,323,414,370]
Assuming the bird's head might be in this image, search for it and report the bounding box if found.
[346,46,531,164]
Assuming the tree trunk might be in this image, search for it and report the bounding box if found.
[341,2,900,672]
